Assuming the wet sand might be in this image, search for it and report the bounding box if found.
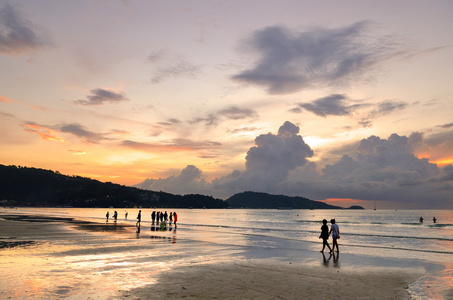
[0,211,421,299]
[126,262,417,300]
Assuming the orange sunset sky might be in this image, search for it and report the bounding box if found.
[1,1,453,209]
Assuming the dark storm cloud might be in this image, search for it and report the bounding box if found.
[74,89,129,106]
[0,3,51,55]
[232,21,397,94]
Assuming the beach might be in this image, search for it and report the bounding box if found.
[0,208,451,299]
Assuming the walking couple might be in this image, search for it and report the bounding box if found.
[319,219,340,253]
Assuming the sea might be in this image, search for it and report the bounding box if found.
[1,207,452,299]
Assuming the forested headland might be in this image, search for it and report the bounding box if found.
[0,164,361,209]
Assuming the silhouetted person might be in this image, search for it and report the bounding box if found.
[136,210,142,227]
[173,212,178,228]
[164,211,168,222]
[113,211,118,221]
[106,211,109,222]
[329,219,340,253]
[169,212,173,224]
[433,217,437,223]
[319,219,332,253]
[420,216,424,223]
[151,211,156,225]
[125,211,128,219]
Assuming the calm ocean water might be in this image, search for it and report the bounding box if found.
[18,207,452,260]
[2,207,452,299]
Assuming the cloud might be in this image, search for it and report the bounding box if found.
[1,95,47,111]
[147,48,167,63]
[0,96,13,103]
[22,122,120,144]
[135,165,209,195]
[58,123,107,144]
[151,60,202,84]
[136,122,453,208]
[157,118,182,127]
[122,138,221,152]
[438,123,453,129]
[137,121,315,195]
[0,3,51,55]
[297,94,364,117]
[218,106,258,120]
[22,122,64,142]
[190,106,258,127]
[244,121,314,181]
[294,94,408,127]
[232,21,399,94]
[74,88,129,106]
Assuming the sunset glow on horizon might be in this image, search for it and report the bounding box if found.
[1,1,453,209]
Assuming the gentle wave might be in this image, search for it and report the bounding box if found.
[183,223,453,242]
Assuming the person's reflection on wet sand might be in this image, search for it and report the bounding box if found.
[321,252,332,267]
[333,252,340,267]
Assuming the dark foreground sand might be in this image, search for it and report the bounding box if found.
[0,212,420,299]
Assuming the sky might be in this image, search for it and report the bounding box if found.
[1,1,452,209]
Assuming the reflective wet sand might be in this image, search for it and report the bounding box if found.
[0,212,427,299]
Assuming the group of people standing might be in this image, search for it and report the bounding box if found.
[150,211,177,228]
[319,219,340,253]
[106,210,178,229]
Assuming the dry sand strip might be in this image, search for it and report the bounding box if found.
[123,261,419,300]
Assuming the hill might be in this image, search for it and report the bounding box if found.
[0,164,228,208]
[226,191,343,209]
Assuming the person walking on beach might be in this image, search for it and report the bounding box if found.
[329,219,340,253]
[106,211,109,222]
[136,210,142,227]
[125,211,128,219]
[169,212,173,224]
[151,211,156,225]
[113,211,118,221]
[173,212,178,228]
[319,219,332,253]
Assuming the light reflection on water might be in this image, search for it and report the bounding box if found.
[1,207,452,299]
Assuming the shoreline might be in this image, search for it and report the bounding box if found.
[0,210,443,299]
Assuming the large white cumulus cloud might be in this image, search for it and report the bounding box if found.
[136,122,453,208]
